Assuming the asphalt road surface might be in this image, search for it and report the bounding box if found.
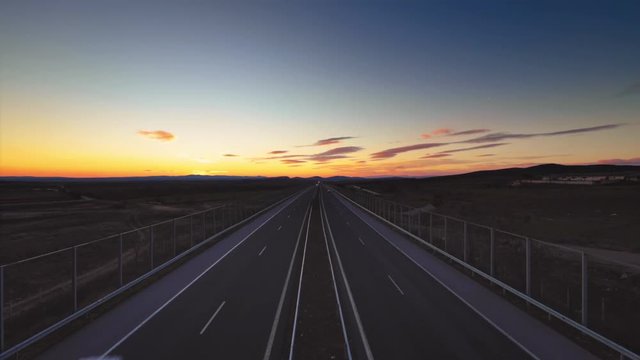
[36,184,596,359]
[100,188,315,360]
[320,186,530,359]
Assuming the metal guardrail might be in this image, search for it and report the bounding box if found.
[331,185,640,360]
[0,189,303,359]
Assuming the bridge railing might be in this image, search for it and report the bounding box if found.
[332,185,640,360]
[0,190,300,358]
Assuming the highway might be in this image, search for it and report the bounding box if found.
[102,188,314,359]
[36,184,597,359]
[320,186,530,359]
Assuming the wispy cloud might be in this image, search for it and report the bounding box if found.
[617,82,640,97]
[421,153,451,159]
[421,128,490,139]
[316,146,362,156]
[505,154,569,160]
[373,124,619,161]
[597,157,640,165]
[223,154,238,157]
[269,154,304,159]
[421,128,452,139]
[462,124,623,143]
[308,146,363,162]
[281,159,306,165]
[440,143,509,154]
[302,136,355,146]
[309,155,351,163]
[269,150,288,154]
[257,146,364,163]
[448,129,491,136]
[478,154,495,157]
[371,143,448,159]
[137,130,175,142]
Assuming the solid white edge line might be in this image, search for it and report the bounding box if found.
[287,200,313,360]
[199,301,226,335]
[386,275,404,296]
[321,189,375,360]
[258,246,267,257]
[262,200,312,360]
[319,189,353,360]
[331,190,540,360]
[99,189,308,359]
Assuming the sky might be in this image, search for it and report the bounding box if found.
[1,0,639,178]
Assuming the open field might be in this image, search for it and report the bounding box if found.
[0,178,310,351]
[332,181,640,355]
[339,168,640,253]
[0,178,310,264]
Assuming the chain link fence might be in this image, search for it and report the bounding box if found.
[334,185,640,358]
[0,195,291,355]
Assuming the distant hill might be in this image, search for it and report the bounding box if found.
[0,175,269,182]
[336,163,640,188]
[2,164,637,183]
[452,164,640,179]
[0,174,366,183]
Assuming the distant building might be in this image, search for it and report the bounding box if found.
[512,174,638,186]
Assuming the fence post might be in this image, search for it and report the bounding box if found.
[150,226,155,270]
[525,237,531,296]
[429,213,433,244]
[444,217,448,252]
[119,234,124,287]
[202,212,206,241]
[463,221,468,262]
[222,205,226,229]
[383,200,386,219]
[411,211,416,234]
[393,203,397,224]
[211,208,218,235]
[172,219,177,257]
[489,227,495,277]
[386,201,390,220]
[73,246,78,312]
[1,265,5,352]
[418,211,423,238]
[190,215,193,248]
[582,252,588,326]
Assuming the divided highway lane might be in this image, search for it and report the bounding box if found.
[99,188,315,359]
[289,189,350,360]
[320,186,531,359]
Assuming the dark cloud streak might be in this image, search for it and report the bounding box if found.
[301,136,355,146]
[370,143,448,159]
[447,129,490,136]
[440,143,509,154]
[463,124,623,143]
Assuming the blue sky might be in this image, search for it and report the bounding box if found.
[1,0,639,177]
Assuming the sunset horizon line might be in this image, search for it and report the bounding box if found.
[2,161,638,181]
